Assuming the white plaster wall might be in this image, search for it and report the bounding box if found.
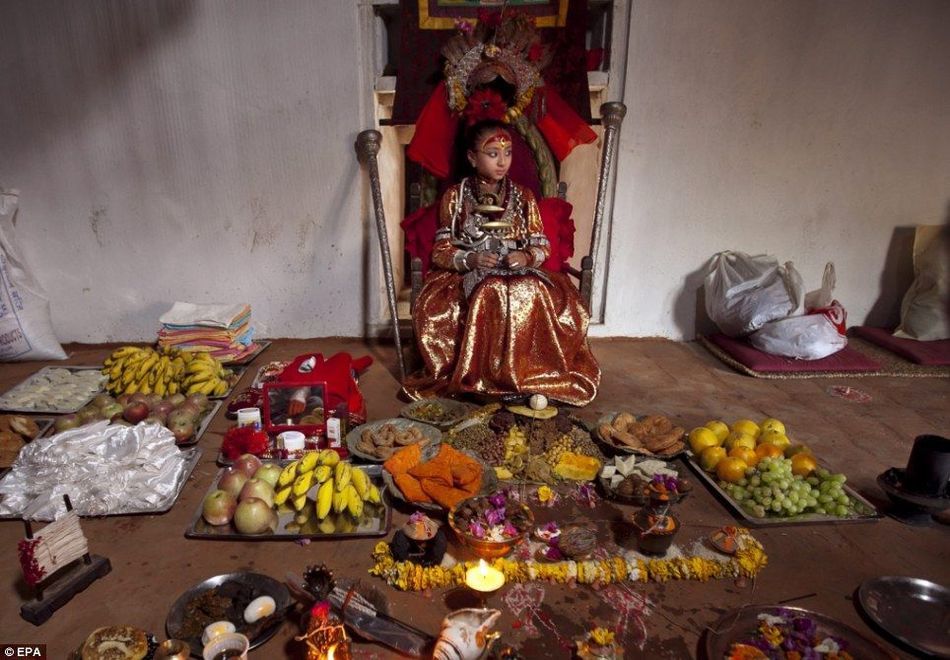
[1,1,948,343]
[594,0,950,338]
[0,1,367,342]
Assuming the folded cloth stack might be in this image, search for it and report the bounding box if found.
[157,301,258,363]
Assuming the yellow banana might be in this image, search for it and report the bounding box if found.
[351,467,370,500]
[319,449,340,467]
[366,484,381,505]
[292,494,308,511]
[293,471,314,497]
[316,479,333,519]
[278,461,299,487]
[136,354,158,379]
[298,452,319,474]
[314,465,332,484]
[154,380,166,396]
[274,485,292,506]
[345,484,363,518]
[317,517,336,534]
[212,381,228,396]
[334,462,351,492]
[332,489,347,514]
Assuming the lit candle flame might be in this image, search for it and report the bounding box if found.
[478,558,488,576]
[326,644,336,660]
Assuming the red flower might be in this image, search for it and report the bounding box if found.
[464,88,508,125]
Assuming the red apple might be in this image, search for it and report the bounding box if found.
[202,489,237,526]
[123,401,150,424]
[217,468,250,498]
[233,453,262,478]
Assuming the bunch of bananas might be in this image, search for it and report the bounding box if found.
[102,346,232,397]
[274,450,381,522]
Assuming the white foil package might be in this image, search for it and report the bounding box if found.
[0,420,188,521]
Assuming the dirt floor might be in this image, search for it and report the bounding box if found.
[0,338,947,658]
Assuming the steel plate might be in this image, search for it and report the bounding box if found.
[400,398,474,429]
[705,605,897,659]
[165,571,290,657]
[346,418,442,463]
[592,412,687,458]
[0,366,107,414]
[858,576,950,658]
[185,463,391,540]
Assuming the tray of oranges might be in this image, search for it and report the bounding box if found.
[683,417,879,527]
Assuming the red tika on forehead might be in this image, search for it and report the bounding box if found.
[480,130,512,150]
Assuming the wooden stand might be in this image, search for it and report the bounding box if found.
[17,495,112,626]
[20,554,111,625]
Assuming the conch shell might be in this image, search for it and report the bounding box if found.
[432,608,501,660]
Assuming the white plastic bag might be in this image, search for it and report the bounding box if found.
[704,251,802,337]
[0,189,66,361]
[749,263,847,360]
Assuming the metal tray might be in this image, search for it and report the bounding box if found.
[0,446,200,519]
[185,463,391,540]
[0,366,107,414]
[346,418,442,463]
[592,412,687,458]
[174,400,223,448]
[208,366,248,401]
[400,398,474,429]
[705,605,897,659]
[858,576,950,658]
[684,453,881,527]
[165,571,291,657]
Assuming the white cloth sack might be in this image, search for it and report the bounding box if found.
[704,251,802,337]
[750,263,848,360]
[894,225,949,341]
[0,189,66,361]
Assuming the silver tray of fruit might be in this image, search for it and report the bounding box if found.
[684,452,880,527]
[185,460,391,540]
[0,366,107,414]
[209,365,248,400]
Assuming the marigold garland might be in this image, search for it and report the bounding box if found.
[370,529,767,592]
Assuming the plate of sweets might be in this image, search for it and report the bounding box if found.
[382,442,495,512]
[400,398,473,429]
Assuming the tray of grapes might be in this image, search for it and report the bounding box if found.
[684,452,880,527]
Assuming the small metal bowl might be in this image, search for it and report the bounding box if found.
[153,639,190,660]
[448,499,534,559]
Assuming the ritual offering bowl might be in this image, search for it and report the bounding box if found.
[449,492,534,559]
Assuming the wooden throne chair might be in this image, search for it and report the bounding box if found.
[356,13,626,383]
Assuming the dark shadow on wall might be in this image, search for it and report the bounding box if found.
[0,1,194,162]
[863,226,918,328]
[672,255,719,340]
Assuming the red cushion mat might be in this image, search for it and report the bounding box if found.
[852,326,950,366]
[706,333,881,373]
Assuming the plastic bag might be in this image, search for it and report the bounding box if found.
[704,251,802,337]
[0,189,66,361]
[749,263,847,360]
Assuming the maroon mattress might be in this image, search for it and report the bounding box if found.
[851,326,950,366]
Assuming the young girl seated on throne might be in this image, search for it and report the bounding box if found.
[404,119,600,406]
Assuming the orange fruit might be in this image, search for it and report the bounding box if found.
[759,429,791,452]
[716,457,749,483]
[724,431,756,452]
[704,420,730,442]
[729,446,759,466]
[784,443,812,458]
[689,427,721,454]
[755,442,784,460]
[760,418,786,435]
[790,453,818,477]
[731,419,761,439]
[698,446,727,472]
